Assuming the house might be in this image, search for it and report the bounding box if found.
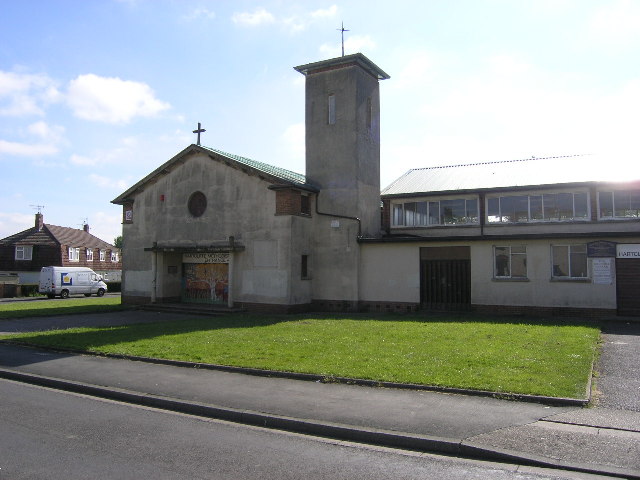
[112,52,640,318]
[0,213,122,296]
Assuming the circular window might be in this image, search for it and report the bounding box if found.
[188,191,207,217]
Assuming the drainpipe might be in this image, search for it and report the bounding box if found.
[227,237,234,308]
[314,191,362,237]
[151,242,157,303]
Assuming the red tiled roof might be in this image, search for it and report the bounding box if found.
[1,224,115,249]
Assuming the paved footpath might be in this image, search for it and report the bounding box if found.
[0,311,639,478]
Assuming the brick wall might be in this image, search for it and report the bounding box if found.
[275,189,301,215]
[60,245,122,270]
[0,244,61,271]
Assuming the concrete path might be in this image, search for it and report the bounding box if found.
[0,311,638,478]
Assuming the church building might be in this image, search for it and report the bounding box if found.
[113,53,640,318]
[112,53,389,312]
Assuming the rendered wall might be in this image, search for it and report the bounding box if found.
[360,238,626,310]
[121,151,312,306]
[304,65,382,238]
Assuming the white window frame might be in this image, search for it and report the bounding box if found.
[111,251,118,262]
[86,248,93,261]
[598,189,640,220]
[551,244,589,280]
[15,245,33,260]
[493,245,528,279]
[390,196,479,228]
[486,190,590,224]
[68,247,80,262]
[99,250,105,262]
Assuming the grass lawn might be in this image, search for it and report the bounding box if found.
[0,313,600,399]
[0,297,124,319]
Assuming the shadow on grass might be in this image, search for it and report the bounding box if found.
[0,304,126,320]
[4,311,599,354]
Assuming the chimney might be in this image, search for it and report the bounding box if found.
[83,223,90,233]
[35,213,44,231]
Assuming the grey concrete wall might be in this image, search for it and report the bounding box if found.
[304,65,381,238]
[310,215,360,302]
[360,237,637,310]
[121,151,313,306]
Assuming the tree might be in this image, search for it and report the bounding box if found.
[113,235,123,250]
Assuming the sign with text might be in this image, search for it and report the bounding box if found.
[183,253,230,264]
[592,258,614,285]
[587,240,617,258]
[617,244,640,259]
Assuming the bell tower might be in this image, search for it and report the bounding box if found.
[294,53,390,237]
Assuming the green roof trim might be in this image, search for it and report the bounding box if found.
[200,145,309,186]
[112,144,317,205]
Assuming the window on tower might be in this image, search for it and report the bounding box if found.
[328,94,336,125]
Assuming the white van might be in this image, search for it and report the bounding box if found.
[39,266,108,299]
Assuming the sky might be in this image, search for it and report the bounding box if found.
[1,0,640,244]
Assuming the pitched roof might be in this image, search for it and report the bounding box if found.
[45,225,115,249]
[200,146,308,186]
[0,224,115,249]
[112,144,316,205]
[381,154,639,197]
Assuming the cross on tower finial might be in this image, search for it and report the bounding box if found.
[337,22,349,57]
[193,122,206,146]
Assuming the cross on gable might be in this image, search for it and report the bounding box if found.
[193,122,206,146]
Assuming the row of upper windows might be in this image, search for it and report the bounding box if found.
[69,247,118,262]
[14,246,118,262]
[391,189,640,227]
[494,244,588,280]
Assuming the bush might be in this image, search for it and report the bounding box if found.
[21,285,41,297]
[107,282,121,292]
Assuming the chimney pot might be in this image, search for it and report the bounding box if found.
[83,224,90,233]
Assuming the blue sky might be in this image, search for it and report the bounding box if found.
[1,0,639,244]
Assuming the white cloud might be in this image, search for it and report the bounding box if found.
[183,7,216,21]
[0,212,34,239]
[380,52,640,186]
[0,121,66,158]
[310,5,338,18]
[70,154,97,166]
[588,0,640,45]
[0,70,61,116]
[84,209,124,246]
[28,121,65,143]
[89,173,130,190]
[391,52,434,90]
[282,16,306,34]
[67,74,170,124]
[0,139,58,156]
[232,8,275,27]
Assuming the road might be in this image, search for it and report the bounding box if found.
[0,379,612,480]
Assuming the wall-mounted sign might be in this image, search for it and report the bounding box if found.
[183,253,229,264]
[592,258,614,285]
[587,240,617,258]
[617,244,640,259]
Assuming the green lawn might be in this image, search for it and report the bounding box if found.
[0,313,600,399]
[0,297,124,319]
